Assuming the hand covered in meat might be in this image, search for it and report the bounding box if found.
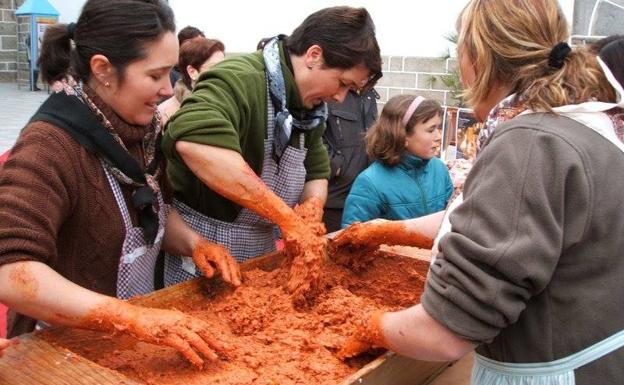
[293,196,326,236]
[192,238,242,287]
[280,214,328,307]
[337,310,387,360]
[0,338,18,358]
[330,219,433,270]
[87,301,230,368]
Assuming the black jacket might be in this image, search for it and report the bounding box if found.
[323,89,378,209]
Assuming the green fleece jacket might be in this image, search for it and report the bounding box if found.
[162,43,330,222]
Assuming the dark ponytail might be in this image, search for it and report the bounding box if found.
[38,0,175,85]
[38,24,72,84]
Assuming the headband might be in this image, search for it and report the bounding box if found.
[402,96,425,127]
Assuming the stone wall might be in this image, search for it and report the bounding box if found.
[16,14,28,87]
[375,55,461,109]
[0,0,19,82]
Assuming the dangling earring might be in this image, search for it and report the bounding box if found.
[104,81,110,87]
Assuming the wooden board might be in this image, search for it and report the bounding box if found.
[0,248,451,385]
[0,333,142,385]
[343,353,450,385]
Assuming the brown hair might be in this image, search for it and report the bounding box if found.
[38,0,175,85]
[178,37,225,89]
[457,0,616,112]
[594,36,624,89]
[366,95,442,166]
[285,6,382,90]
[177,25,205,46]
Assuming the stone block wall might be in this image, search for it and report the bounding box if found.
[0,0,19,82]
[0,0,26,83]
[375,55,462,109]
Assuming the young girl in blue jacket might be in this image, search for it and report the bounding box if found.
[341,95,453,227]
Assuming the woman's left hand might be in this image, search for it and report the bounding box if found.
[293,196,326,236]
[337,310,387,360]
[192,239,242,287]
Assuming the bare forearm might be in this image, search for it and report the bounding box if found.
[176,141,296,228]
[162,207,200,256]
[383,304,476,361]
[300,179,328,204]
[0,261,131,331]
[402,210,445,240]
[0,261,231,366]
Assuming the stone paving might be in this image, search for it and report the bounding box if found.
[0,82,49,153]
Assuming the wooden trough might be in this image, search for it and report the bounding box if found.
[0,247,452,385]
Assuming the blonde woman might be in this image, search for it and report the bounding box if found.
[337,1,624,384]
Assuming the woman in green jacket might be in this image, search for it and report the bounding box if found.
[162,6,382,301]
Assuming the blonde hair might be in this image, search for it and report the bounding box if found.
[366,94,442,166]
[458,0,616,112]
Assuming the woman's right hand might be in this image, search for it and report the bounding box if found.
[331,219,434,252]
[280,216,328,305]
[330,219,391,251]
[88,301,229,368]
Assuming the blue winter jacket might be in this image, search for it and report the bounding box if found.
[341,153,453,227]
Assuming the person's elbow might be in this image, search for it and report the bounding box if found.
[174,140,194,158]
[435,336,476,361]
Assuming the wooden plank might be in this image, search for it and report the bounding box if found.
[0,333,141,385]
[343,353,451,385]
[425,353,473,385]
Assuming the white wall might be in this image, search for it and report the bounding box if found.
[50,0,575,57]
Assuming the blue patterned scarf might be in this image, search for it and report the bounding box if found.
[262,36,327,162]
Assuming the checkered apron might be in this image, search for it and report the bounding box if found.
[34,160,167,331]
[163,87,308,286]
[101,161,167,300]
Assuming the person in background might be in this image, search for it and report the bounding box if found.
[25,34,40,91]
[336,0,624,384]
[592,35,624,143]
[161,6,382,302]
[341,94,452,227]
[159,37,225,126]
[0,0,240,368]
[322,89,378,233]
[169,25,205,88]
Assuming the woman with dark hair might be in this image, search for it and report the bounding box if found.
[336,0,624,383]
[162,6,382,302]
[593,35,624,143]
[341,94,452,227]
[159,37,225,126]
[0,0,240,367]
